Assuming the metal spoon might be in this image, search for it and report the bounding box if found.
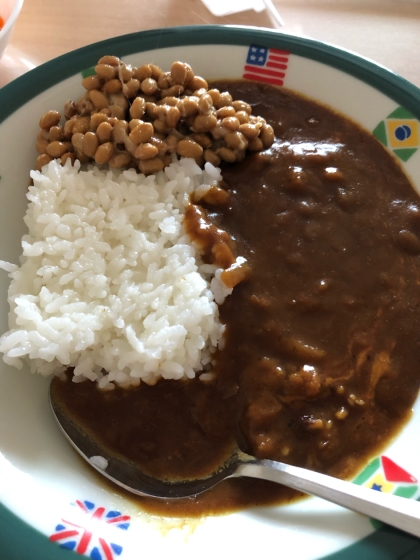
[50,389,420,538]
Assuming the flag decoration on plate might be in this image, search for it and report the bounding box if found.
[353,455,418,529]
[354,455,417,496]
[373,107,420,162]
[242,44,290,86]
[49,500,131,559]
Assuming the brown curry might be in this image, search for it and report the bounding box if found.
[51,81,420,517]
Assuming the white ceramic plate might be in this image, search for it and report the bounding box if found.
[1,25,420,560]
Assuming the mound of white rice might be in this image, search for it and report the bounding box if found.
[0,157,229,388]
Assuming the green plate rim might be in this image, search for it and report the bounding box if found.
[1,24,420,559]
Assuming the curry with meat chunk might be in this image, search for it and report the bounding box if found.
[51,80,420,517]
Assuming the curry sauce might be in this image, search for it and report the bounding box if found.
[51,81,420,516]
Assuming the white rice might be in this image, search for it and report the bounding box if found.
[0,157,230,388]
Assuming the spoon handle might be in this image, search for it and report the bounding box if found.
[235,459,420,538]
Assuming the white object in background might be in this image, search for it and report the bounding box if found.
[201,0,284,26]
[0,0,24,59]
[263,0,285,26]
[201,0,265,17]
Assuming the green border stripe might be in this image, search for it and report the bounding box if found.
[0,502,75,559]
[1,25,420,125]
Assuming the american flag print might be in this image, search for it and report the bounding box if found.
[49,500,131,559]
[243,44,290,86]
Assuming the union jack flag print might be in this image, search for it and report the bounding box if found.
[243,44,290,86]
[49,500,131,559]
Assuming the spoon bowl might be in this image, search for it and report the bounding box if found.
[51,391,243,498]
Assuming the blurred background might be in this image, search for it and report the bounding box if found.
[1,0,419,88]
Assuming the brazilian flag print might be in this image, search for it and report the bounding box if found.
[373,107,419,162]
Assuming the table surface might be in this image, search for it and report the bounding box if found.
[1,0,420,89]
